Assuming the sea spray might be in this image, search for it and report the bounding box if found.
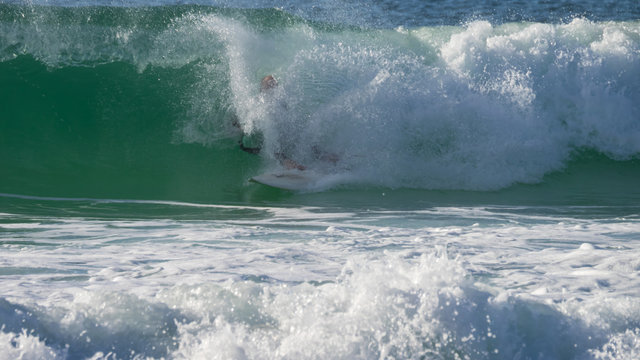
[191,16,640,190]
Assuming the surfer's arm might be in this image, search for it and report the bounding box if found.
[238,130,264,155]
[239,142,261,154]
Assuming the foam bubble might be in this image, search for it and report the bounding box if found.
[0,330,66,360]
[591,328,640,359]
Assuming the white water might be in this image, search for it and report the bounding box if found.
[1,205,640,359]
[186,17,640,190]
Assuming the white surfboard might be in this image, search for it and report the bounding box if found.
[250,170,322,191]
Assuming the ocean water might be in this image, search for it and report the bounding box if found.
[1,0,640,359]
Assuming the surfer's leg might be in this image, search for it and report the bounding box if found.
[275,152,306,170]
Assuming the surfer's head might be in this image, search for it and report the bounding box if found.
[261,75,278,92]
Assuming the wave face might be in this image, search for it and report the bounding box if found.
[1,4,639,199]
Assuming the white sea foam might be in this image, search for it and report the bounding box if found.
[591,328,640,360]
[0,330,66,360]
[1,205,640,358]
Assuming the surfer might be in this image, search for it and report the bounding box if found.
[237,75,306,170]
[236,75,339,170]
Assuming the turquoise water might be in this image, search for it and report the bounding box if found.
[1,2,640,359]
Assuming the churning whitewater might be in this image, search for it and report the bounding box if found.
[1,202,640,359]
